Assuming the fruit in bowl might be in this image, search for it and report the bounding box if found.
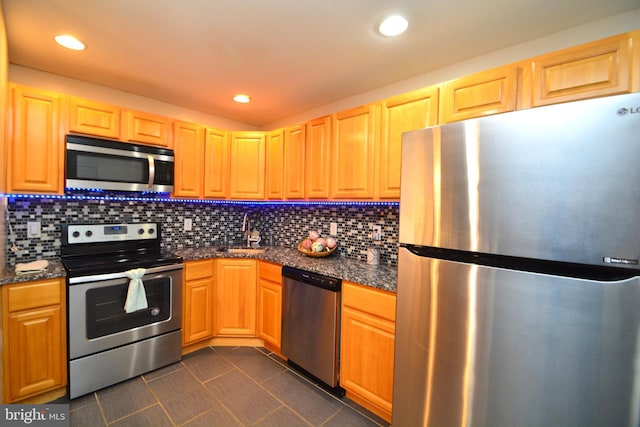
[300,238,313,250]
[298,231,338,257]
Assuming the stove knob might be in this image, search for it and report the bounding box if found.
[138,228,145,235]
[72,231,80,238]
[85,230,93,237]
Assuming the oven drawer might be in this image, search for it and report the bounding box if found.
[6,278,62,312]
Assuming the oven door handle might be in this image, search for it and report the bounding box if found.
[68,263,183,285]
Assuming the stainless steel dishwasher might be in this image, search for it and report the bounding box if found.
[281,266,344,396]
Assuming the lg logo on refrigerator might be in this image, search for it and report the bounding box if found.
[617,106,640,116]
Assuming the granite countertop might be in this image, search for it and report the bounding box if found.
[1,246,398,292]
[175,246,397,293]
[0,259,67,286]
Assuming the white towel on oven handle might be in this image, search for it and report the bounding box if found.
[124,268,148,313]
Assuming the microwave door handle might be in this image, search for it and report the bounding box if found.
[147,154,155,189]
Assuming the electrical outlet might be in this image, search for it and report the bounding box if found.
[27,221,41,238]
[330,222,338,236]
[372,225,382,241]
[184,218,192,231]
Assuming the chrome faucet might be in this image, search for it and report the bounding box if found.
[242,213,261,247]
[242,213,250,246]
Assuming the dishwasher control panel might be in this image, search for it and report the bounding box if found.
[282,266,341,292]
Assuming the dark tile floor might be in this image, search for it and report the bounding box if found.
[65,346,389,426]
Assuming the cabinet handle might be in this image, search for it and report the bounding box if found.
[147,154,155,189]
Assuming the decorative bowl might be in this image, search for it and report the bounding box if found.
[297,242,338,257]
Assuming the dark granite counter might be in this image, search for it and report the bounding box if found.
[0,259,67,285]
[175,246,397,293]
[1,247,397,292]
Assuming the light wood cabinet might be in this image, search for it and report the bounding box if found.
[68,97,121,139]
[2,278,66,403]
[530,31,639,107]
[203,128,230,198]
[229,132,266,200]
[214,259,257,336]
[183,260,215,346]
[265,129,284,199]
[440,64,519,123]
[284,124,305,199]
[379,87,439,199]
[340,281,396,422]
[6,84,62,194]
[173,121,204,198]
[257,261,283,352]
[331,105,379,199]
[0,8,8,195]
[305,115,332,199]
[123,109,171,147]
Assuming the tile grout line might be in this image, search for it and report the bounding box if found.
[139,373,178,427]
[180,354,246,427]
[255,347,387,427]
[247,347,344,426]
[214,346,320,426]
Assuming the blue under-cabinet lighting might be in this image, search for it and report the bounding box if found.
[3,192,399,207]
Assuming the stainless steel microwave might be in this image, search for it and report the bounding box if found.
[65,135,174,192]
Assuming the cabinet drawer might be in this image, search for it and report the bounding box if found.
[342,281,396,322]
[6,278,63,312]
[185,259,214,281]
[259,261,282,283]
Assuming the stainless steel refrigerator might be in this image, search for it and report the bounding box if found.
[393,92,640,427]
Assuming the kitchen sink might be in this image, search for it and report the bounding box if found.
[216,246,268,254]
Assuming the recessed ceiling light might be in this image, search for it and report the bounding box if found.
[55,34,86,51]
[378,15,408,37]
[233,94,251,103]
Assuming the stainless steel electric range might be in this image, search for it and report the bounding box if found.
[61,222,183,399]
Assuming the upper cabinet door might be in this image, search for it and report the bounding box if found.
[203,128,230,199]
[230,132,266,200]
[305,115,332,199]
[331,105,379,199]
[440,64,518,123]
[284,124,305,199]
[7,85,62,194]
[68,97,121,139]
[379,87,439,199]
[530,32,638,107]
[123,110,171,147]
[265,129,284,200]
[173,121,204,198]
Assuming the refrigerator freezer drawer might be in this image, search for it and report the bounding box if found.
[393,247,640,427]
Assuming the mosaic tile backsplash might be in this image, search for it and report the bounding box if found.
[4,197,399,267]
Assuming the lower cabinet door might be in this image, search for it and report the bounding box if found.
[214,259,257,336]
[257,278,282,350]
[340,282,396,422]
[257,261,282,350]
[6,306,64,401]
[340,306,395,421]
[183,277,214,345]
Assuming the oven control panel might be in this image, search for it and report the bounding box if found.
[66,223,158,244]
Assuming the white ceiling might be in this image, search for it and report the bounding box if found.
[3,0,640,127]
